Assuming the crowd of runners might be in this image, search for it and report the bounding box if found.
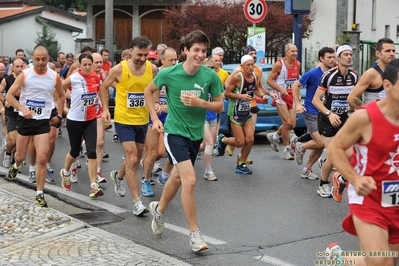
[1,32,398,264]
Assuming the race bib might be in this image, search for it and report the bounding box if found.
[382,181,399,207]
[208,93,214,102]
[126,92,145,108]
[80,92,98,107]
[284,79,296,90]
[238,101,251,111]
[331,100,349,115]
[26,99,45,115]
[159,95,167,105]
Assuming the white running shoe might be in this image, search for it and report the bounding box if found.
[149,201,165,236]
[190,229,209,252]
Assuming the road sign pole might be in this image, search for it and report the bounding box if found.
[293,14,303,69]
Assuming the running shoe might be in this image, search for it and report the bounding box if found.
[204,171,217,181]
[58,129,62,138]
[317,184,332,198]
[157,174,169,186]
[5,164,19,181]
[225,145,235,156]
[152,162,162,174]
[216,134,227,156]
[110,170,126,197]
[289,135,297,156]
[28,170,36,184]
[46,169,54,183]
[112,133,118,142]
[190,229,209,252]
[149,201,165,236]
[132,200,149,216]
[236,154,253,164]
[141,175,155,185]
[267,133,280,152]
[283,150,294,160]
[139,159,162,174]
[35,193,48,207]
[212,146,218,156]
[3,153,11,168]
[300,168,318,180]
[294,142,305,165]
[318,157,337,171]
[318,157,327,169]
[236,163,252,174]
[80,143,87,156]
[89,183,104,198]
[96,172,107,183]
[331,172,346,202]
[102,152,109,159]
[325,242,343,261]
[47,165,54,174]
[75,159,81,168]
[0,138,6,154]
[70,165,78,183]
[60,169,71,191]
[142,180,154,197]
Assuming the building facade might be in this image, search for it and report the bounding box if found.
[0,0,86,58]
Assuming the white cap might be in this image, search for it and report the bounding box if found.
[212,47,224,55]
[335,44,353,56]
[241,55,254,65]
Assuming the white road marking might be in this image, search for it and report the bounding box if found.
[255,255,298,266]
[165,223,227,245]
[0,166,227,245]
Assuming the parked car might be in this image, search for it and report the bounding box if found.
[219,63,307,136]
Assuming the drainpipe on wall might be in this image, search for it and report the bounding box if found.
[105,0,114,64]
[351,0,358,31]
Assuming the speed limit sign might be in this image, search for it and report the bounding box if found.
[244,0,267,23]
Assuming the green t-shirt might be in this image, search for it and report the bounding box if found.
[153,63,223,141]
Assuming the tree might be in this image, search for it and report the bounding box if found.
[34,17,61,60]
[163,0,313,63]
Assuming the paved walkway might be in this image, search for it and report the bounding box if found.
[0,188,191,266]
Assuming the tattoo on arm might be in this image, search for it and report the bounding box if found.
[354,98,364,107]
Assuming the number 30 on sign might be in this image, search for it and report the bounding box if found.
[244,0,268,24]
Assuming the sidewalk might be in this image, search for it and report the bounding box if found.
[0,184,191,266]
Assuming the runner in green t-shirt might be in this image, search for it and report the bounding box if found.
[144,30,223,252]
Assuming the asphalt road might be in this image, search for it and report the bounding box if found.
[10,126,360,266]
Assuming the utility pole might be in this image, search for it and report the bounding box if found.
[105,0,114,64]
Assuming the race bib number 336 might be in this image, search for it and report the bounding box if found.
[127,93,145,108]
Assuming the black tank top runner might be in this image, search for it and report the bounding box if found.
[364,63,384,93]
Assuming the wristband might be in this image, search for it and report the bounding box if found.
[56,115,62,120]
[155,101,160,104]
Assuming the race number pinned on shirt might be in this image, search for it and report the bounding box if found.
[127,92,145,108]
[238,100,251,111]
[80,92,98,106]
[381,181,399,207]
[159,95,167,105]
[331,100,349,115]
[284,79,296,90]
[26,99,45,115]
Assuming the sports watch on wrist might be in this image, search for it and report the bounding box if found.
[325,110,331,116]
